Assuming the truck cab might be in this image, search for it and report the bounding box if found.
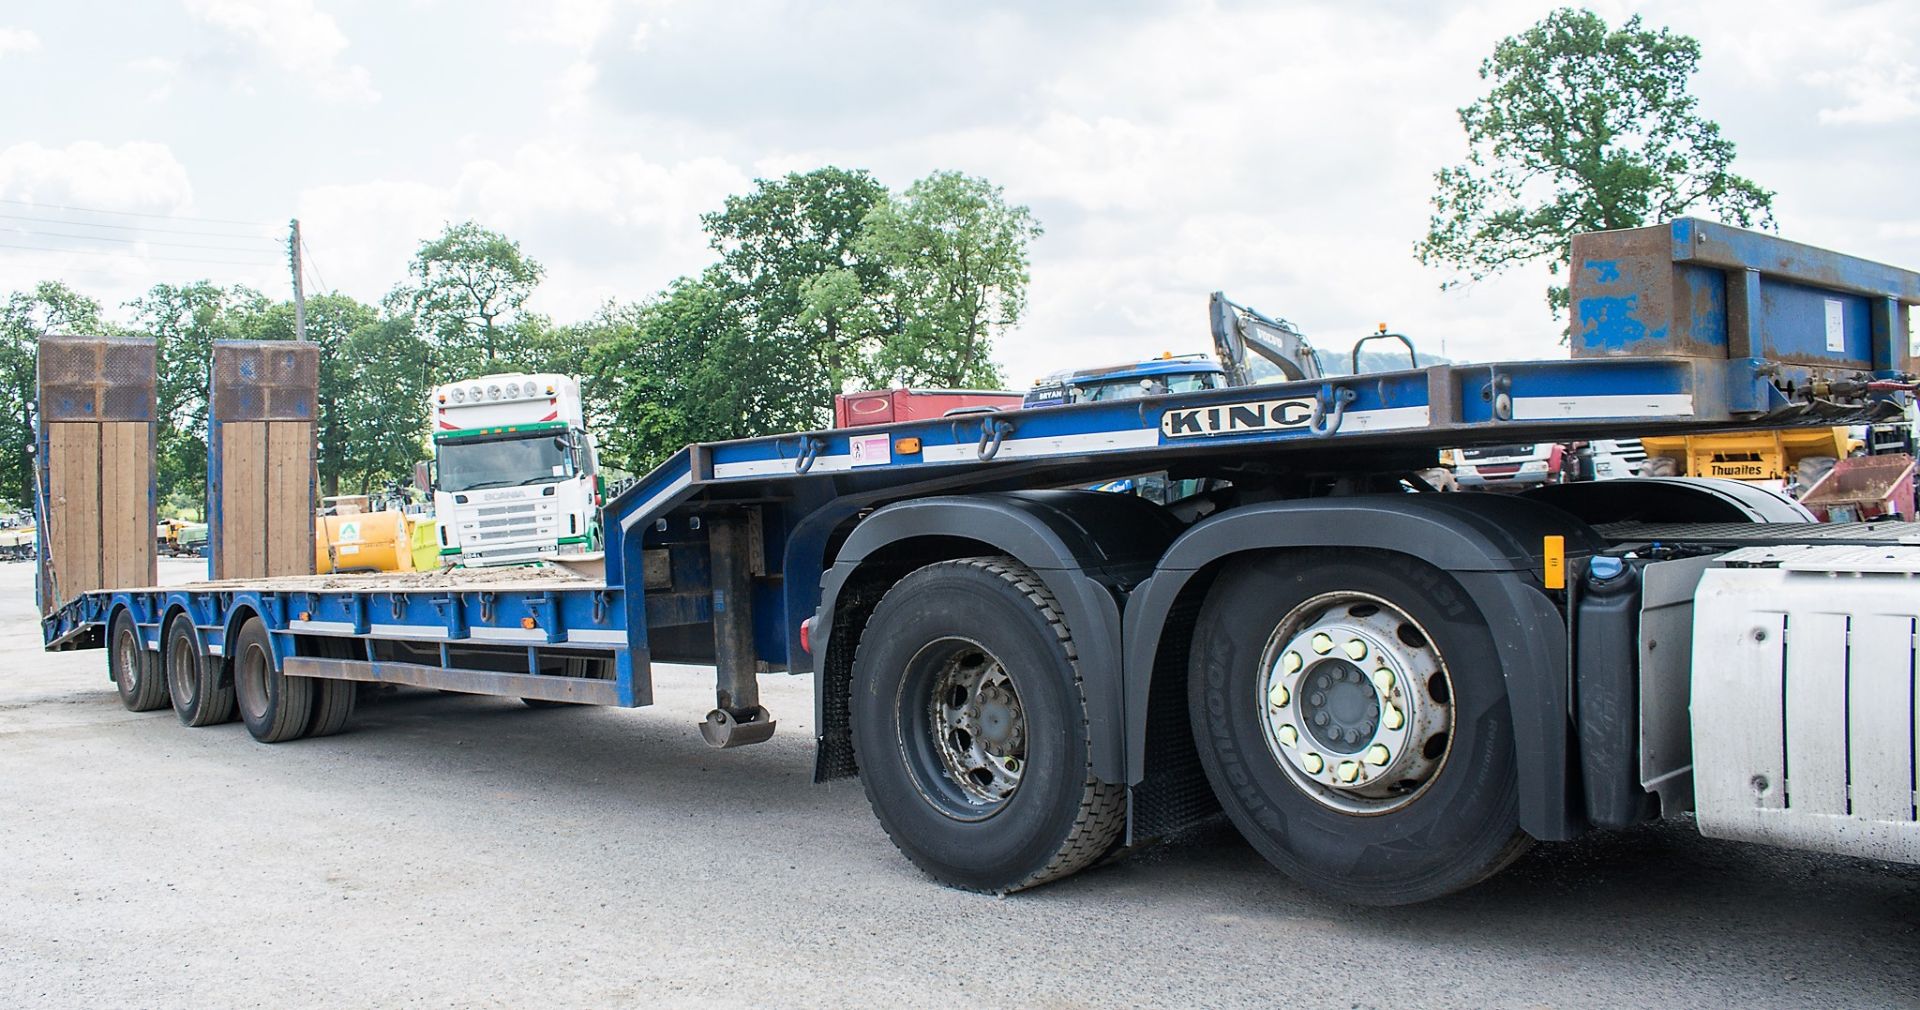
[429,373,600,567]
[1024,354,1227,408]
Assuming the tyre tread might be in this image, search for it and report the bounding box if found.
[856,556,1124,893]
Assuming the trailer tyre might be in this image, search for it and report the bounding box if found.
[850,558,1123,893]
[1189,550,1530,905]
[232,617,311,744]
[109,608,168,712]
[303,640,357,737]
[164,615,235,727]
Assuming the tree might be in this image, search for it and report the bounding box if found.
[702,168,892,426]
[127,282,275,507]
[0,282,111,508]
[586,273,758,472]
[1416,8,1774,316]
[330,317,432,494]
[857,171,1041,388]
[407,221,544,376]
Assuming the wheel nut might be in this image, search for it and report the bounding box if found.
[1004,757,1020,771]
[1382,705,1404,731]
[1344,639,1367,661]
[1371,667,1394,691]
[1365,744,1390,766]
[1268,683,1290,708]
[1277,724,1298,747]
[1311,633,1333,654]
[1302,752,1324,774]
[1281,651,1303,674]
[1337,760,1360,783]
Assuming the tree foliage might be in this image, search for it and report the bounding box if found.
[857,171,1040,388]
[0,282,112,508]
[408,221,544,375]
[702,168,892,431]
[6,164,1044,512]
[1416,8,1774,315]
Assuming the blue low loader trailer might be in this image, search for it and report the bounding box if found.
[39,220,1920,904]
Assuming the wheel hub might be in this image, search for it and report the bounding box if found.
[926,645,1026,808]
[1256,593,1454,815]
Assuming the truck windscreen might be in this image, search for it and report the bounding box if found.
[437,433,571,492]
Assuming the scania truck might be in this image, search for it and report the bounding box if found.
[429,373,602,567]
[39,219,1920,905]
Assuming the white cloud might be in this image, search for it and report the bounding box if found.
[0,26,39,57]
[296,142,751,316]
[1808,46,1920,125]
[183,0,378,103]
[0,140,195,210]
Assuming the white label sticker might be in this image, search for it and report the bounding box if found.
[1824,298,1846,353]
[849,433,892,467]
[551,464,564,476]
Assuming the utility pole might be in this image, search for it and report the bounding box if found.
[290,218,307,342]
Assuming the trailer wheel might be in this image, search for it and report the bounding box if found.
[231,617,311,743]
[108,609,168,712]
[850,558,1123,893]
[1188,551,1529,905]
[164,615,235,727]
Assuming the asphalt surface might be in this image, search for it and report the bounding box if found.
[2,558,1916,1009]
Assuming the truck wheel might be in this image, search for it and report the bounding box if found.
[109,609,168,712]
[850,558,1124,893]
[231,617,312,743]
[1188,551,1530,905]
[164,615,235,727]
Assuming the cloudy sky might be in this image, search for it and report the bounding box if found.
[1,0,1915,384]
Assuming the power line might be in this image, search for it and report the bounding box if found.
[2,225,286,255]
[301,237,332,294]
[0,211,280,242]
[0,197,278,229]
[0,241,281,268]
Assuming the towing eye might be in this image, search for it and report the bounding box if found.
[978,418,1014,460]
[1309,387,1356,437]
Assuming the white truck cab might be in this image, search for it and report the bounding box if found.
[429,373,601,567]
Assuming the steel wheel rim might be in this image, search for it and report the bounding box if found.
[238,641,271,722]
[168,632,198,708]
[1255,591,1454,816]
[896,636,1026,821]
[113,624,139,695]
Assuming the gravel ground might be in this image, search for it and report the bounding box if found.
[2,558,1916,1009]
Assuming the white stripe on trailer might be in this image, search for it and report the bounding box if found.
[1340,406,1430,432]
[566,628,628,645]
[468,626,549,643]
[370,623,449,639]
[713,453,856,478]
[1511,393,1694,420]
[290,618,356,634]
[921,427,1161,464]
[618,471,692,532]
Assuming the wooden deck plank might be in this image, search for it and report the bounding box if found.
[219,421,267,580]
[266,420,313,576]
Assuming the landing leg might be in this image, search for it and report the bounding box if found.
[700,510,776,748]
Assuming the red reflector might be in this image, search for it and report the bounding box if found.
[799,617,814,655]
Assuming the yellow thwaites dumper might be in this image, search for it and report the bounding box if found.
[1638,427,1860,491]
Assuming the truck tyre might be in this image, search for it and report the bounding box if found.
[109,608,168,712]
[164,615,235,727]
[1188,550,1530,905]
[231,617,311,744]
[849,557,1123,893]
[303,640,357,737]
